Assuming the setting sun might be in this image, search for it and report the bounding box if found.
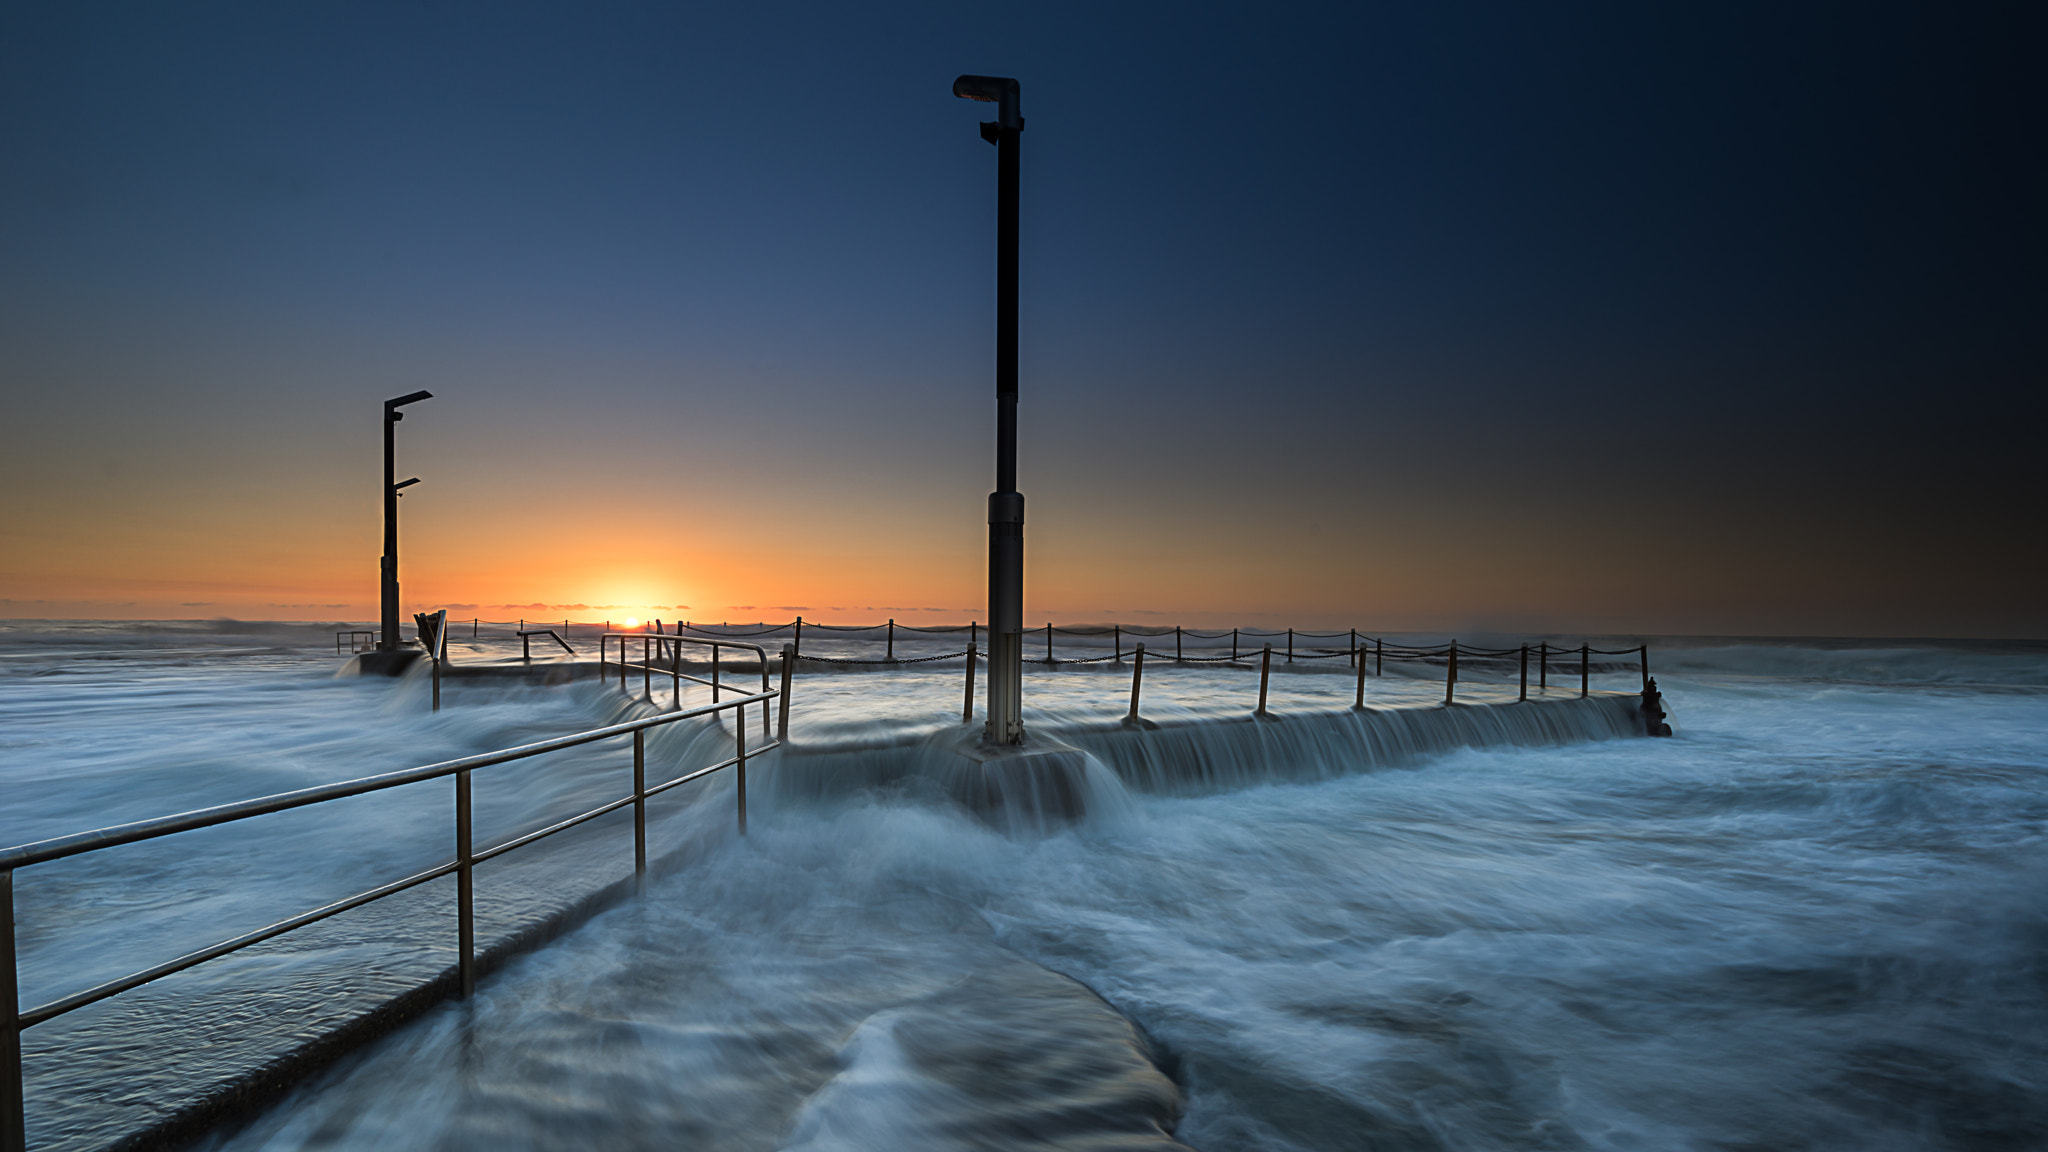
[622,616,640,629]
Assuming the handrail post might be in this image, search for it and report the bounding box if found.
[671,630,681,708]
[1580,644,1589,698]
[431,650,441,712]
[962,642,978,724]
[778,644,794,742]
[712,647,721,703]
[1286,628,1293,664]
[523,632,531,663]
[1175,625,1182,662]
[886,618,894,662]
[1127,643,1145,722]
[455,769,474,999]
[642,636,651,698]
[1539,642,1548,690]
[1046,622,1053,664]
[1446,640,1458,706]
[1114,625,1121,662]
[1353,641,1367,710]
[1519,644,1529,701]
[3,868,24,1152]
[1376,637,1383,676]
[1640,645,1650,694]
[760,648,772,741]
[1232,629,1239,662]
[1349,629,1356,668]
[632,730,646,894]
[735,702,748,836]
[1256,644,1272,717]
[793,616,803,658]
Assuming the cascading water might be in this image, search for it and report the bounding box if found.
[3,622,2045,1151]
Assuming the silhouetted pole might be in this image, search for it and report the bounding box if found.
[956,73,1026,745]
[380,391,432,651]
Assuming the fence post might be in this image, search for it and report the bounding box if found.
[633,730,646,893]
[1519,645,1529,701]
[735,702,748,836]
[793,616,803,658]
[456,769,474,999]
[778,644,794,742]
[1349,629,1357,668]
[1046,623,1053,665]
[1580,644,1589,698]
[1376,637,1383,676]
[1287,628,1293,664]
[1353,640,1367,710]
[1232,629,1239,662]
[1255,644,1273,717]
[886,618,894,662]
[473,617,478,640]
[671,628,681,708]
[643,636,651,698]
[712,647,721,703]
[4,868,23,1152]
[970,620,977,649]
[523,633,532,663]
[962,642,977,724]
[1127,644,1146,722]
[1114,625,1122,662]
[1445,640,1458,705]
[1539,642,1548,690]
[1176,625,1182,662]
[1640,645,1650,694]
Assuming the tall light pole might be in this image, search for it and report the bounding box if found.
[955,74,1025,745]
[380,390,432,652]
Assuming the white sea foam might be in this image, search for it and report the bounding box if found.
[4,623,2044,1150]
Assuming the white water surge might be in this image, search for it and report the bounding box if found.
[3,623,2045,1151]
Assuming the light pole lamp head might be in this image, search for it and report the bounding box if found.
[385,390,433,421]
[953,74,1021,135]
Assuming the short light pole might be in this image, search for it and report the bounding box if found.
[955,73,1026,745]
[380,391,432,652]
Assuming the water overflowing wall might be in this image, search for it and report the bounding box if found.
[1070,695,1645,795]
[764,694,1649,832]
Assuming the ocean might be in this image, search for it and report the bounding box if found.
[3,621,2044,1151]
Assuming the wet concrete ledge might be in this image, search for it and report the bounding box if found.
[768,691,1653,799]
[106,868,645,1152]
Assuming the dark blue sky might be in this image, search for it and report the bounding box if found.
[2,1,2041,633]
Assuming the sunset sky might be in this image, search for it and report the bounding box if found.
[2,2,2041,635]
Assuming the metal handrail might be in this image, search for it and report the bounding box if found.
[602,633,777,738]
[517,628,575,659]
[0,688,780,1151]
[0,691,765,872]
